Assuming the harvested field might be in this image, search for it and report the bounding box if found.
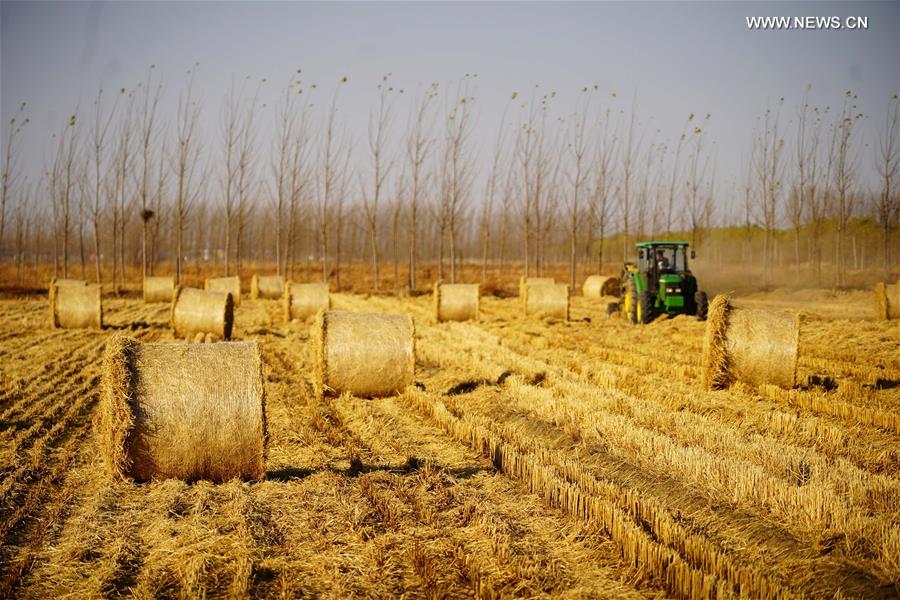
[0,287,897,598]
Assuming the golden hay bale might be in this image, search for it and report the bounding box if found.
[582,275,621,298]
[523,283,569,320]
[170,287,234,340]
[143,276,175,303]
[702,294,799,390]
[48,277,86,309]
[283,282,330,321]
[251,274,284,299]
[313,310,415,398]
[96,335,266,482]
[49,281,102,329]
[874,281,900,320]
[518,276,554,299]
[205,275,242,307]
[434,281,480,322]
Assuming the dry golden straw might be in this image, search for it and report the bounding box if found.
[283,282,330,321]
[49,280,102,329]
[874,281,900,320]
[313,310,415,398]
[96,335,267,482]
[518,276,554,300]
[582,275,620,298]
[143,276,175,303]
[170,287,234,340]
[433,281,480,322]
[250,274,284,299]
[523,283,570,320]
[205,275,242,307]
[702,294,799,390]
[48,277,85,310]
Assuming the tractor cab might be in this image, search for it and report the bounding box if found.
[620,241,708,324]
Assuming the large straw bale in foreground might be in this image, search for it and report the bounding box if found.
[313,310,415,398]
[49,280,102,329]
[283,282,330,321]
[702,294,799,390]
[205,276,242,307]
[582,275,620,298]
[524,283,569,320]
[434,281,479,322]
[251,274,284,299]
[96,335,266,482]
[143,276,175,303]
[171,287,234,340]
[518,276,554,300]
[874,281,900,320]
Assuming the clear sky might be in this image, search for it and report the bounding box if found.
[2,1,898,218]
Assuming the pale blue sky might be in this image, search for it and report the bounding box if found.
[2,1,898,217]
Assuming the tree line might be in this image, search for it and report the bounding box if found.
[1,68,897,291]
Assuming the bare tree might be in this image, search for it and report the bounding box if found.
[271,75,301,276]
[685,114,711,248]
[235,80,262,277]
[876,94,899,277]
[789,87,813,279]
[362,74,398,290]
[149,141,168,274]
[173,65,203,284]
[588,99,619,274]
[137,66,162,280]
[1,102,28,254]
[319,77,348,285]
[831,91,863,287]
[665,115,691,235]
[405,83,438,290]
[111,92,136,292]
[482,94,513,283]
[565,86,593,290]
[13,181,32,285]
[442,76,476,283]
[285,98,315,278]
[619,94,641,260]
[753,98,785,283]
[55,112,80,279]
[88,87,119,283]
[806,107,829,284]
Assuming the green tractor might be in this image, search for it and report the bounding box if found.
[619,241,708,324]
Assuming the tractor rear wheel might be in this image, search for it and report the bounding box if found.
[696,291,709,321]
[637,291,653,324]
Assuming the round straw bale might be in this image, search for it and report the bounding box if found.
[283,282,330,321]
[143,276,175,303]
[205,275,242,307]
[251,274,285,299]
[313,310,415,398]
[50,281,102,329]
[96,335,266,482]
[874,281,900,320]
[48,278,86,316]
[582,275,621,298]
[171,287,234,340]
[518,276,554,300]
[524,283,569,320]
[434,281,480,322]
[701,294,799,390]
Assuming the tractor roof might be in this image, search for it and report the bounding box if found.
[635,241,689,248]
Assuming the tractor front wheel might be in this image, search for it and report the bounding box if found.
[696,291,709,321]
[637,291,653,324]
[625,279,638,324]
